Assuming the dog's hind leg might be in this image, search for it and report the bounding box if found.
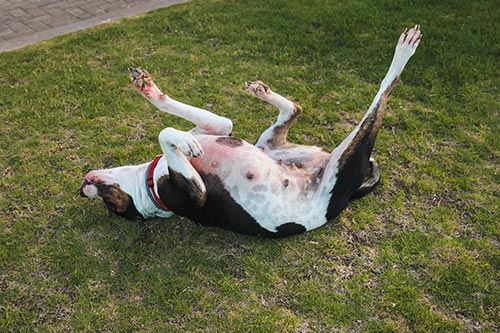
[350,157,380,199]
[246,81,302,149]
[317,26,421,219]
[129,68,233,136]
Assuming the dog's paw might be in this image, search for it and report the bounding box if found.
[246,80,271,99]
[395,25,422,58]
[159,128,205,158]
[129,67,163,99]
[176,135,204,158]
[129,67,151,90]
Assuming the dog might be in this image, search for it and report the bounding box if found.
[80,26,421,237]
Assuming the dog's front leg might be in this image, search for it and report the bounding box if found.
[155,128,207,213]
[129,68,233,136]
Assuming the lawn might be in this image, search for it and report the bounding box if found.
[1,0,498,332]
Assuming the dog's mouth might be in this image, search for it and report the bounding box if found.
[79,177,103,198]
[79,180,95,197]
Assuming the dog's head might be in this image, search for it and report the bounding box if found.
[80,166,144,220]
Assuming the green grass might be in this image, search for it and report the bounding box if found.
[1,0,499,331]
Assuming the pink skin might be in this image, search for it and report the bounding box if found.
[84,171,103,184]
[130,68,164,100]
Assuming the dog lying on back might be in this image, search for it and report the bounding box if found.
[80,26,421,237]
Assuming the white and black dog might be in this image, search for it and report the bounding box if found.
[80,26,421,238]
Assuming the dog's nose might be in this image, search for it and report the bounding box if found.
[79,183,87,197]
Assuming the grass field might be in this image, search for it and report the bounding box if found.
[1,0,499,332]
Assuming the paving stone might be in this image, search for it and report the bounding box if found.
[0,0,14,9]
[0,22,13,38]
[65,7,93,20]
[8,7,28,18]
[7,21,33,34]
[26,20,51,32]
[25,7,48,18]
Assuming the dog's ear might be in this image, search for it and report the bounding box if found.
[98,184,142,220]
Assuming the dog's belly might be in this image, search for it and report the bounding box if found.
[189,136,329,233]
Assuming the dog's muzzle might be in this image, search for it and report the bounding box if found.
[79,181,89,197]
[79,180,98,198]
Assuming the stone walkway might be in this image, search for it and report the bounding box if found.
[0,0,188,52]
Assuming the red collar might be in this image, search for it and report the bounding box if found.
[145,155,169,211]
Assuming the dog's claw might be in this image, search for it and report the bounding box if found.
[128,67,140,79]
[246,80,271,98]
[396,25,421,58]
[129,67,158,98]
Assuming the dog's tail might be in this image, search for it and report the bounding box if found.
[350,157,380,199]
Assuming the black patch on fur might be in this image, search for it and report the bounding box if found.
[326,109,380,219]
[350,159,380,199]
[275,222,306,237]
[158,171,284,237]
[216,136,243,148]
[326,78,398,220]
[157,169,206,212]
[97,183,142,220]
